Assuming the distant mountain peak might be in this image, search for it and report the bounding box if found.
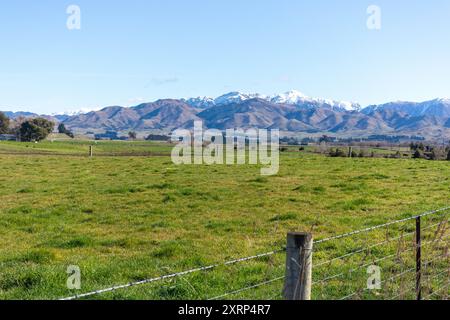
[362,98,450,118]
[181,96,215,108]
[52,108,101,117]
[214,91,269,106]
[270,90,308,104]
[4,93,450,140]
[181,90,361,112]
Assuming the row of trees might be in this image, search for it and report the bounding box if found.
[329,148,375,158]
[410,142,435,152]
[328,146,450,161]
[410,142,450,160]
[412,148,450,161]
[58,123,74,138]
[94,131,167,141]
[0,112,61,142]
[0,112,10,134]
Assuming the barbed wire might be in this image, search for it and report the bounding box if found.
[390,259,449,300]
[425,268,450,282]
[328,219,448,301]
[208,275,285,300]
[314,229,416,269]
[312,212,448,300]
[209,221,448,301]
[314,218,447,270]
[340,267,417,300]
[389,283,416,300]
[423,282,449,300]
[338,253,448,300]
[59,247,285,300]
[313,234,447,287]
[59,206,449,300]
[314,206,450,246]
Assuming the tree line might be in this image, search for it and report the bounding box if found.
[0,112,73,142]
[328,144,450,161]
[410,142,450,161]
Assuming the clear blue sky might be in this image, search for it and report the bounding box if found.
[1,0,450,114]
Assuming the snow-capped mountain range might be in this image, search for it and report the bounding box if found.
[3,91,450,139]
[362,98,450,117]
[183,90,361,112]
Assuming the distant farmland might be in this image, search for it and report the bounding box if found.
[0,140,448,299]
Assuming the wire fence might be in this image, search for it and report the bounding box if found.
[60,206,450,300]
[311,207,449,300]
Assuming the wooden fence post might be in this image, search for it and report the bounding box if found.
[416,216,422,300]
[89,145,93,157]
[284,232,313,300]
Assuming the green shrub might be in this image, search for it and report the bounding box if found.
[19,118,54,142]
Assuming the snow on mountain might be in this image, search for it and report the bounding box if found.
[362,98,450,117]
[53,108,100,117]
[181,96,215,109]
[51,108,104,122]
[183,90,361,111]
[25,93,450,139]
[270,90,361,111]
[270,90,308,104]
[214,92,270,106]
[315,99,362,112]
[182,92,270,108]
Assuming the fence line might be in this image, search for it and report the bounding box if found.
[313,229,416,269]
[210,211,448,301]
[423,283,449,300]
[389,283,417,300]
[314,219,447,271]
[312,236,447,287]
[208,275,285,300]
[59,206,449,300]
[327,226,448,300]
[313,206,450,246]
[60,247,285,300]
[339,266,423,300]
[347,268,416,300]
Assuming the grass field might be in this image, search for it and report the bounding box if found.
[0,140,448,300]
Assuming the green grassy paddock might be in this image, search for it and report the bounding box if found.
[0,140,448,300]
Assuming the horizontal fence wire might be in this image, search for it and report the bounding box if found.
[59,247,286,300]
[312,236,446,287]
[313,206,450,246]
[313,229,417,269]
[423,283,449,300]
[221,210,448,301]
[59,206,449,300]
[208,276,285,300]
[339,267,417,300]
[339,254,449,301]
[389,283,417,300]
[312,218,448,274]
[425,269,450,283]
[312,209,448,300]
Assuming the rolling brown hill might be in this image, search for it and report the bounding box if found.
[6,94,450,139]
